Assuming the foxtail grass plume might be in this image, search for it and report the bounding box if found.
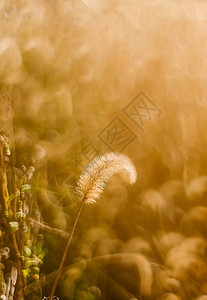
[76,152,137,204]
[50,152,137,299]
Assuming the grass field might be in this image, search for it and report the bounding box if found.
[1,1,207,299]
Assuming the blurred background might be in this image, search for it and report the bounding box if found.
[1,0,207,299]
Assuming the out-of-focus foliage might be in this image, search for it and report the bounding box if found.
[1,0,207,299]
[0,135,46,299]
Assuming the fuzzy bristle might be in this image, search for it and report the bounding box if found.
[76,152,137,204]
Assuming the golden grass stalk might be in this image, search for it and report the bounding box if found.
[50,152,137,299]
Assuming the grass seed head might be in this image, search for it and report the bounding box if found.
[76,152,137,204]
